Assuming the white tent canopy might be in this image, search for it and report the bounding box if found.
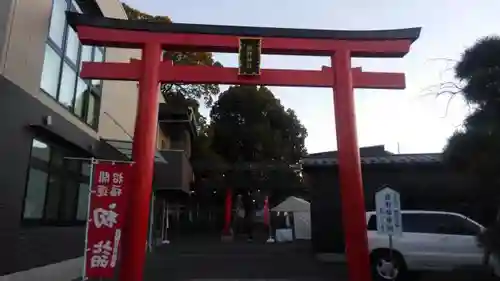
[271,196,311,240]
[271,196,310,212]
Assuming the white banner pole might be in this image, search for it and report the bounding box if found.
[64,156,134,164]
[148,192,155,252]
[82,157,97,281]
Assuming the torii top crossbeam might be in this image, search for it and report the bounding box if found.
[67,12,420,89]
[67,12,420,56]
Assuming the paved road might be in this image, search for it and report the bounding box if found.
[78,235,490,280]
[142,237,348,281]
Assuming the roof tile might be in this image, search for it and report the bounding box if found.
[301,153,442,166]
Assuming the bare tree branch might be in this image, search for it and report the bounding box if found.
[418,77,472,119]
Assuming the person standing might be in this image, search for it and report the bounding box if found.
[243,191,255,242]
[233,194,245,236]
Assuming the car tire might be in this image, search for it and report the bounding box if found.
[371,249,407,281]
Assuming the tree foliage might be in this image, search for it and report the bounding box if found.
[121,3,221,106]
[208,86,307,194]
[442,36,500,259]
[443,36,500,186]
[210,86,307,164]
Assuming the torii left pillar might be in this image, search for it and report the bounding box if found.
[119,42,162,281]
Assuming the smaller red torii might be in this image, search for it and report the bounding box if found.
[68,11,420,281]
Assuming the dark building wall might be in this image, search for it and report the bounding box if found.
[306,163,476,254]
[0,75,120,275]
[154,150,191,193]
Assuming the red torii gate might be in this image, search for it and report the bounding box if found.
[68,12,420,281]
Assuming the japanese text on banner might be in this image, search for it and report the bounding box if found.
[84,162,133,279]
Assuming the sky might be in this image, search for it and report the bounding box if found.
[123,0,500,154]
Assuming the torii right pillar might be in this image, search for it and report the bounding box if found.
[332,50,370,281]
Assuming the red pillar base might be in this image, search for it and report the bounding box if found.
[220,234,234,242]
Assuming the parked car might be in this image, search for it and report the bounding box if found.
[365,210,494,280]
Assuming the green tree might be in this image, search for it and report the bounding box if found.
[442,36,500,261]
[209,85,307,194]
[122,3,221,106]
[210,86,307,163]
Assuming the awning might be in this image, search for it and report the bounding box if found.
[104,139,168,163]
[29,124,95,155]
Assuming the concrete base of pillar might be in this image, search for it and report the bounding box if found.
[221,234,234,242]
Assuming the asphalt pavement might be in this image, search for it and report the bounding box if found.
[142,237,348,281]
[76,234,495,281]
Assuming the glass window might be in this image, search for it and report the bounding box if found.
[65,157,81,172]
[460,219,482,236]
[81,162,91,176]
[65,28,80,63]
[74,78,87,117]
[41,0,103,129]
[44,174,63,220]
[87,94,97,126]
[40,44,61,97]
[23,169,48,219]
[94,48,104,62]
[402,214,436,233]
[61,179,79,220]
[48,0,67,48]
[91,48,104,86]
[23,137,93,225]
[80,45,92,69]
[58,62,77,109]
[76,183,89,221]
[50,149,64,168]
[434,214,482,236]
[92,79,102,86]
[31,139,51,162]
[401,213,479,235]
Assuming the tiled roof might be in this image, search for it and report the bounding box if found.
[301,153,442,166]
[192,161,301,171]
[307,145,391,159]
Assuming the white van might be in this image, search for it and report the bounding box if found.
[366,210,495,280]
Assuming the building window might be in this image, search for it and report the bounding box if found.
[48,0,66,48]
[59,62,77,109]
[40,0,105,129]
[40,45,61,98]
[76,183,90,220]
[22,138,91,225]
[23,169,49,219]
